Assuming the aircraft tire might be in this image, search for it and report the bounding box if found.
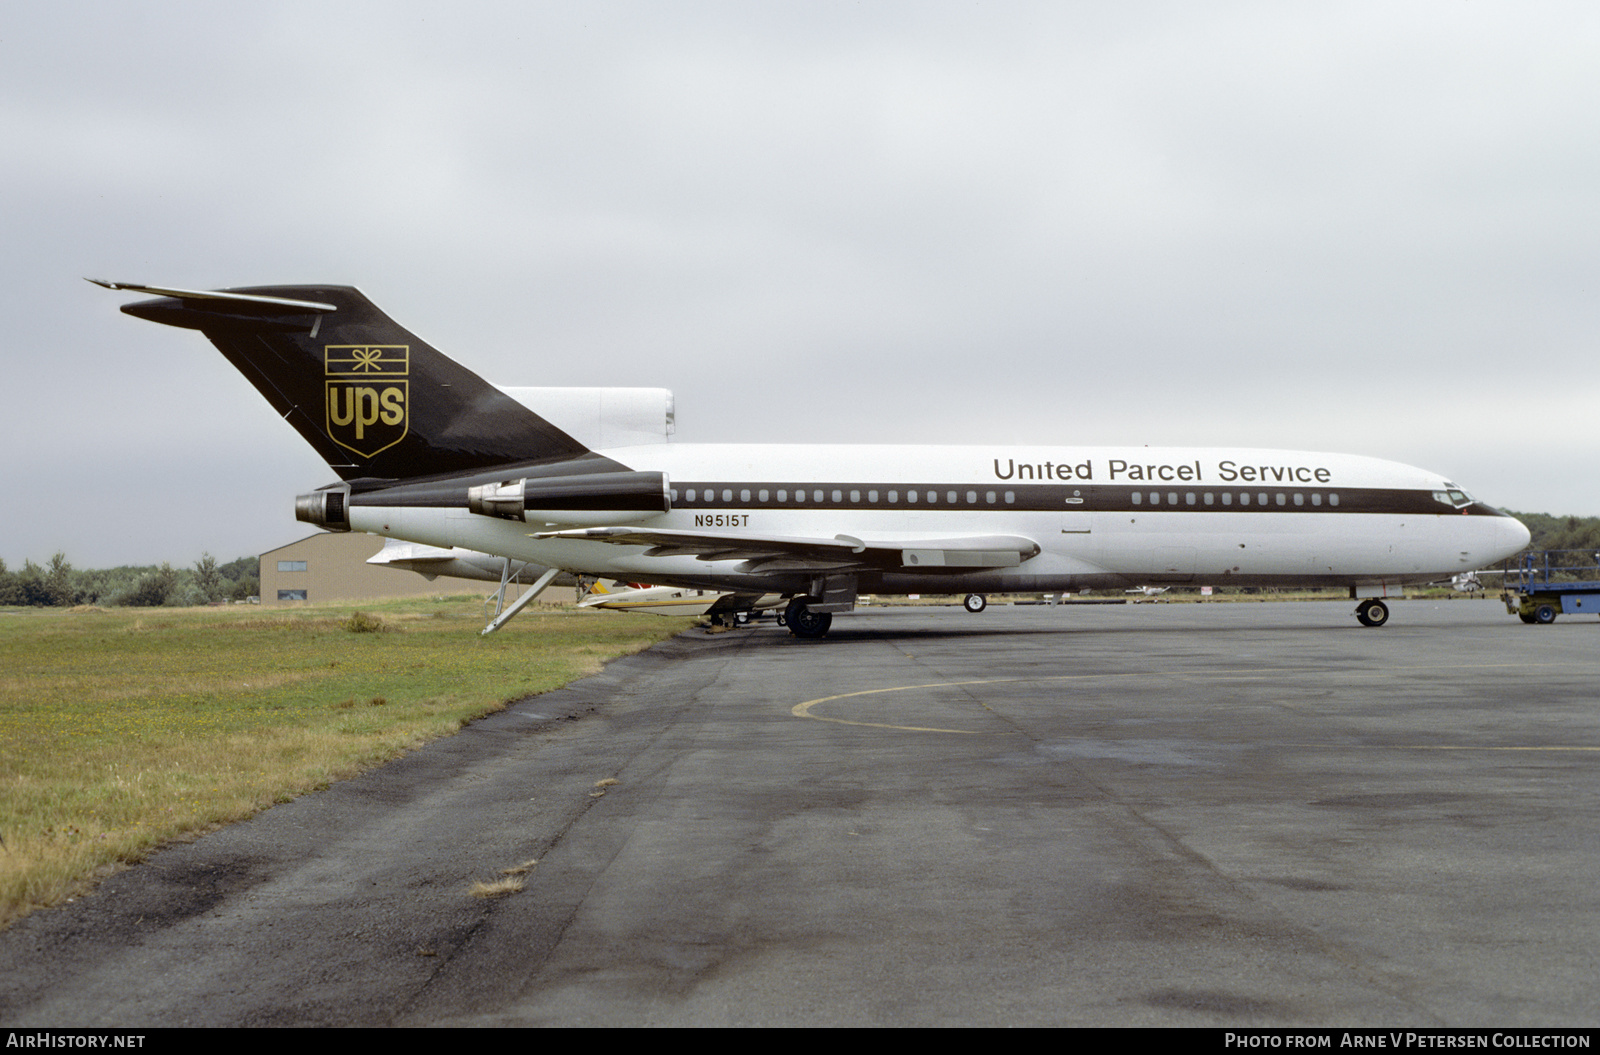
[963,593,987,613]
[1354,599,1389,627]
[785,598,832,639]
[1533,603,1558,625]
[734,610,752,627]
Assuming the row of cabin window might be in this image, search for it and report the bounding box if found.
[675,487,1018,506]
[1131,491,1340,507]
[671,487,1344,509]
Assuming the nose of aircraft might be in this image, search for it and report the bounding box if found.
[1495,513,1533,559]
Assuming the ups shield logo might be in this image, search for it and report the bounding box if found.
[325,346,408,458]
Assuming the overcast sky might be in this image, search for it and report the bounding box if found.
[3,0,1596,568]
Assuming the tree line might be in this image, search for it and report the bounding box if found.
[0,553,259,607]
[1507,511,1600,555]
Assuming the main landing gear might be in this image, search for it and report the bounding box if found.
[784,597,833,639]
[963,593,987,613]
[1354,599,1389,628]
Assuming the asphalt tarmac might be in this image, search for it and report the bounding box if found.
[2,599,1597,1027]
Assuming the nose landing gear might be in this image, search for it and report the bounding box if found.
[1354,599,1389,627]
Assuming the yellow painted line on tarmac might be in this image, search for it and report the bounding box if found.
[792,680,1013,734]
[790,661,1592,739]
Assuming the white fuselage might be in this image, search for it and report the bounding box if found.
[345,444,1531,595]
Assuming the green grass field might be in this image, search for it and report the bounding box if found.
[0,598,692,927]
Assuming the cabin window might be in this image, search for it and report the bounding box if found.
[1005,491,1015,504]
[1168,492,1178,505]
[967,491,978,504]
[1312,493,1322,506]
[986,491,996,504]
[1186,492,1196,505]
[722,489,733,503]
[1276,493,1287,507]
[1293,493,1304,506]
[1258,492,1268,506]
[1204,492,1214,506]
[850,490,861,503]
[907,490,917,503]
[740,489,751,503]
[928,491,938,504]
[1221,492,1231,505]
[1150,492,1161,505]
[868,490,878,503]
[776,489,786,502]
[759,489,769,502]
[947,491,959,504]
[813,490,824,503]
[1131,491,1142,505]
[1329,493,1340,507]
[832,489,843,503]
[888,490,899,503]
[1239,492,1250,506]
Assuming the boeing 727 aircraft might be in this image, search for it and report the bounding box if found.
[95,281,1531,638]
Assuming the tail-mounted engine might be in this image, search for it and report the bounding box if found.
[468,471,671,526]
[295,485,352,531]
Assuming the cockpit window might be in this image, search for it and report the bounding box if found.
[1433,486,1475,509]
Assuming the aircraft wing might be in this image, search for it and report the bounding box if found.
[532,526,1039,572]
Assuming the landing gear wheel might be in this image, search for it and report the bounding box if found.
[1354,599,1389,628]
[1533,603,1558,625]
[963,593,987,613]
[784,597,833,639]
[734,610,752,627]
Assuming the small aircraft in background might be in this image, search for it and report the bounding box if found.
[579,580,783,623]
[368,538,776,625]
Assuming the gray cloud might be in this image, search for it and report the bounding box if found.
[3,0,1595,567]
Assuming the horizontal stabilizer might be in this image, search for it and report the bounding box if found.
[87,279,337,315]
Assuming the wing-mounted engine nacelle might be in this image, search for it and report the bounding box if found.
[468,471,672,527]
[295,486,353,532]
